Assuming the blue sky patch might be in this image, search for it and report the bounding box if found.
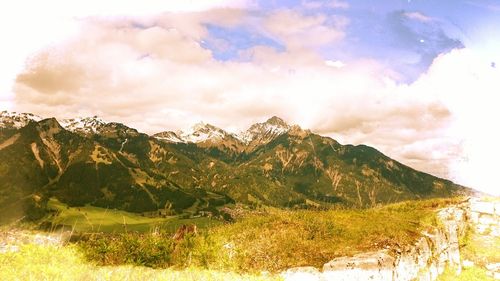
[199,0,497,81]
[202,24,285,61]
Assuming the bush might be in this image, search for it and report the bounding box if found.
[78,233,175,268]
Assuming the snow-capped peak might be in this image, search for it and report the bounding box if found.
[0,111,42,129]
[153,122,239,144]
[152,131,184,143]
[59,116,106,135]
[237,116,290,144]
[153,116,292,147]
[181,122,230,143]
[0,111,107,134]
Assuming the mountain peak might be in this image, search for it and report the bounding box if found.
[153,131,184,143]
[191,121,207,131]
[238,116,291,145]
[265,116,288,127]
[178,122,230,144]
[189,122,220,133]
[59,116,106,135]
[153,116,294,149]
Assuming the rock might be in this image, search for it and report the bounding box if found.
[478,215,498,226]
[486,263,500,271]
[471,199,500,237]
[462,260,474,268]
[471,212,480,224]
[0,230,70,254]
[0,244,19,254]
[281,266,322,281]
[322,251,394,281]
[471,200,496,215]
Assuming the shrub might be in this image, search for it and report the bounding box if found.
[78,232,175,268]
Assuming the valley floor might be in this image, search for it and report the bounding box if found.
[45,198,222,233]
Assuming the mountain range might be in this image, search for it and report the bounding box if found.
[0,110,470,222]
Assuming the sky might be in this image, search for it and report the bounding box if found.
[0,0,499,195]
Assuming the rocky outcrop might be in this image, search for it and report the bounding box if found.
[470,198,500,237]
[0,229,70,254]
[469,198,500,279]
[282,202,470,281]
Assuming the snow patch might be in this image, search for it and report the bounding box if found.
[0,111,42,129]
[237,117,291,144]
[59,116,106,134]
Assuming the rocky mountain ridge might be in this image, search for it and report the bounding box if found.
[0,111,471,223]
[152,116,293,153]
[1,111,292,149]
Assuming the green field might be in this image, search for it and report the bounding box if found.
[46,198,222,233]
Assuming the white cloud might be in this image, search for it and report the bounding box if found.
[465,1,500,12]
[2,0,250,17]
[262,9,347,50]
[301,0,349,9]
[11,17,391,133]
[325,60,345,68]
[402,49,500,195]
[0,93,13,111]
[404,11,433,22]
[0,0,251,112]
[329,0,350,9]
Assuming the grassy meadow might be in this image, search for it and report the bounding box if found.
[0,197,468,280]
[45,198,222,233]
[75,197,464,272]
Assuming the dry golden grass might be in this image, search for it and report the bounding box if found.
[0,244,281,281]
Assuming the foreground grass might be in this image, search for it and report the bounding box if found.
[462,233,500,266]
[79,197,465,272]
[0,244,281,281]
[438,266,495,281]
[46,198,221,233]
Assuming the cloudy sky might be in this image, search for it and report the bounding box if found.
[0,0,499,195]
